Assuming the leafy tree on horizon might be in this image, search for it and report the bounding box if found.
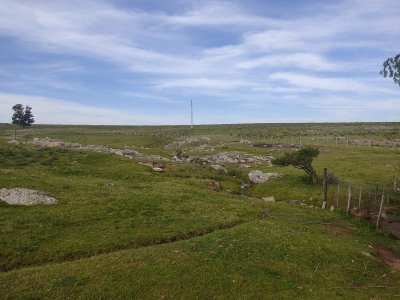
[274,147,320,183]
[380,54,400,86]
[12,104,35,127]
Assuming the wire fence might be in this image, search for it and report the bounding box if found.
[323,174,400,224]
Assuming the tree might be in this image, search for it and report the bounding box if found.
[380,54,400,86]
[274,147,319,183]
[23,106,35,127]
[12,104,35,127]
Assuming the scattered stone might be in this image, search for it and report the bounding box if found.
[105,182,115,187]
[259,210,273,218]
[205,152,273,165]
[31,137,169,162]
[262,196,275,202]
[240,139,252,145]
[7,140,19,145]
[240,183,250,190]
[248,170,283,183]
[253,143,302,149]
[176,151,273,166]
[0,188,58,205]
[290,199,302,206]
[330,205,335,212]
[165,137,211,149]
[207,180,221,191]
[240,164,251,168]
[211,164,228,174]
[152,163,164,172]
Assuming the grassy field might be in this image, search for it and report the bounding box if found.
[0,123,399,299]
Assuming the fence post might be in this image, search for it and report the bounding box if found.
[358,187,362,211]
[376,191,385,229]
[394,175,397,193]
[347,186,352,214]
[374,184,378,204]
[322,168,328,209]
[336,184,340,207]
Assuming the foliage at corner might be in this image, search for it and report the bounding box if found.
[274,147,319,183]
[380,54,400,86]
[12,104,35,127]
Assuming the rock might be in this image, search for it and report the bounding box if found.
[152,163,164,172]
[290,199,302,206]
[262,196,275,202]
[207,180,221,191]
[330,205,335,212]
[240,164,251,168]
[211,164,227,174]
[31,138,169,162]
[240,183,250,190]
[7,140,19,144]
[0,188,58,205]
[240,139,252,145]
[165,137,211,149]
[105,182,115,187]
[248,171,283,183]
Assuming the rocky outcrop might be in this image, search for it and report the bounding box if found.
[248,171,283,183]
[165,137,211,149]
[31,137,169,162]
[211,164,228,174]
[0,188,58,205]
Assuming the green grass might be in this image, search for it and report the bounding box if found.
[0,123,399,299]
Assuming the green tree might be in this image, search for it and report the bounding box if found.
[380,54,400,86]
[12,104,35,127]
[274,147,319,183]
[23,105,35,127]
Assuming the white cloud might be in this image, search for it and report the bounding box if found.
[0,0,399,123]
[0,92,182,125]
[269,72,369,92]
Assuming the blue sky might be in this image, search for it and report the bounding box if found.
[0,0,399,125]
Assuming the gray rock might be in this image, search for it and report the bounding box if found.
[211,164,228,174]
[0,188,58,205]
[262,196,275,202]
[30,138,169,162]
[248,170,283,183]
[289,199,302,206]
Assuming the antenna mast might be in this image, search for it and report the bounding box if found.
[190,99,193,129]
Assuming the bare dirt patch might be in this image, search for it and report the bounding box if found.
[376,245,400,270]
[322,223,357,236]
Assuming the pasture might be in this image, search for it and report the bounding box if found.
[0,123,399,299]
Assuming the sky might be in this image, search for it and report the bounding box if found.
[0,0,399,125]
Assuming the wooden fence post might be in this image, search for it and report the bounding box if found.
[322,168,328,209]
[394,175,397,193]
[347,186,352,214]
[376,191,385,229]
[336,184,340,207]
[374,184,378,204]
[358,187,362,211]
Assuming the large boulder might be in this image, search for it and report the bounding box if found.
[248,171,283,183]
[0,188,58,205]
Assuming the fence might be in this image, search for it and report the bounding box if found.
[321,170,399,228]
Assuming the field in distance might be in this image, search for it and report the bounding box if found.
[0,123,399,299]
